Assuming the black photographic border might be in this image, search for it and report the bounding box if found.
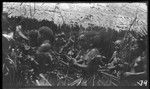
[1,1,149,89]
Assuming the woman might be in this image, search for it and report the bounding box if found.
[70,48,105,85]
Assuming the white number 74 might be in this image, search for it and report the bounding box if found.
[137,80,148,86]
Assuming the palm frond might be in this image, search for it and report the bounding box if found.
[68,78,83,86]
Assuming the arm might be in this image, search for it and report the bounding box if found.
[74,62,88,68]
[16,25,29,40]
[72,57,88,68]
[124,71,146,77]
[109,51,117,63]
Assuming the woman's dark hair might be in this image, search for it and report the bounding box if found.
[38,26,55,45]
[28,30,39,47]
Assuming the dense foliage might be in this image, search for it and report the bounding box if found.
[2,15,148,88]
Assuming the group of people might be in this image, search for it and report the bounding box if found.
[2,12,58,86]
[2,12,147,86]
[2,12,105,80]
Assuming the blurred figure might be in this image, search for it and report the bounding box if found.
[2,12,14,61]
[29,26,55,76]
[2,12,19,88]
[28,26,54,47]
[71,48,105,80]
[38,26,55,46]
[28,30,39,47]
[2,12,11,33]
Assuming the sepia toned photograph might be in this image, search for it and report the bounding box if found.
[2,2,148,88]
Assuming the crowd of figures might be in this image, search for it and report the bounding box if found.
[2,12,148,87]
